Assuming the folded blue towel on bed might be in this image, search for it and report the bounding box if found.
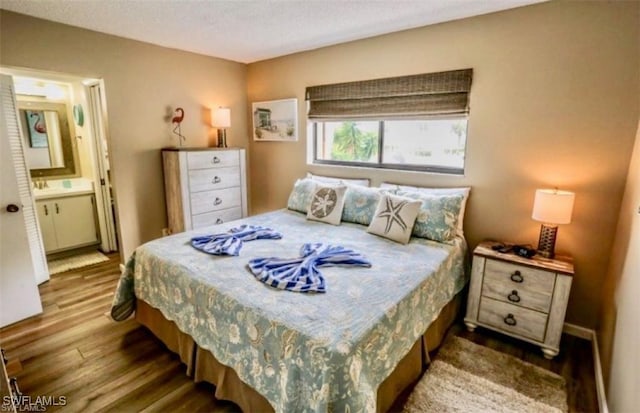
[191,225,282,256]
[248,243,371,293]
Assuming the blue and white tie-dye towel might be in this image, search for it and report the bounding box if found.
[248,243,371,293]
[191,224,282,256]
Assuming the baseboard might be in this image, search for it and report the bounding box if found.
[563,323,609,413]
[119,263,125,273]
[562,322,593,340]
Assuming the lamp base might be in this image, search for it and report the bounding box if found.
[537,223,558,259]
[217,129,227,148]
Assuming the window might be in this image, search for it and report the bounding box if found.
[313,118,467,173]
[306,69,472,174]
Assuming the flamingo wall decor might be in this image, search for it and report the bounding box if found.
[171,107,186,146]
[25,110,49,148]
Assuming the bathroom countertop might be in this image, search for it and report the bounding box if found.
[32,178,95,200]
[33,187,95,200]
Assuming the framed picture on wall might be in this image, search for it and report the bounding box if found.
[252,98,298,141]
[24,110,50,148]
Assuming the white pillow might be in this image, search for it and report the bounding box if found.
[367,193,421,244]
[307,173,370,187]
[307,184,347,225]
[380,183,470,236]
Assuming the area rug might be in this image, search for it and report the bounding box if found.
[48,251,109,274]
[403,336,568,413]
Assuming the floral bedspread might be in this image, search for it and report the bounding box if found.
[111,209,468,412]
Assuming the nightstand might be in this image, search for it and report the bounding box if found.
[464,240,574,359]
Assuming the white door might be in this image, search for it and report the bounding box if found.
[0,74,43,327]
[88,83,118,252]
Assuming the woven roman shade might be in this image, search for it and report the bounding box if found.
[306,69,472,120]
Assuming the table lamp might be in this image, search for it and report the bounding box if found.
[531,188,575,258]
[213,107,231,148]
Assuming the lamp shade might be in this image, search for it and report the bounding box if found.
[212,107,231,128]
[532,189,575,225]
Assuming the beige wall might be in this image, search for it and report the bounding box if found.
[599,119,640,411]
[0,10,248,259]
[247,1,640,328]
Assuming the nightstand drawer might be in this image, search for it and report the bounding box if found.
[478,297,547,342]
[187,151,239,170]
[484,260,555,296]
[482,274,553,313]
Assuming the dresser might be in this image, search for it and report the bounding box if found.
[162,148,248,233]
[464,241,574,359]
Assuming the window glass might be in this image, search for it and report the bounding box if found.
[315,121,379,163]
[382,119,467,169]
[313,118,467,173]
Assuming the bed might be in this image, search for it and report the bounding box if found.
[112,208,468,412]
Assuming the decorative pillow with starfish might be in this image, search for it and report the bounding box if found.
[306,183,348,225]
[366,193,421,244]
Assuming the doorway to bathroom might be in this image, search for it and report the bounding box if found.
[0,67,119,283]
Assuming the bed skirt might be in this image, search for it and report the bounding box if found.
[135,301,197,376]
[135,292,462,412]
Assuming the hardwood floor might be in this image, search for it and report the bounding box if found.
[0,254,238,413]
[1,254,598,412]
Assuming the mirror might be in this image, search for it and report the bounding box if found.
[17,99,77,177]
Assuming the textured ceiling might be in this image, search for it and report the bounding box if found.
[0,0,545,63]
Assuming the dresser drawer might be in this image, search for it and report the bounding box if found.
[187,151,239,170]
[192,207,243,229]
[190,187,241,215]
[188,167,240,192]
[478,297,547,342]
[482,271,553,313]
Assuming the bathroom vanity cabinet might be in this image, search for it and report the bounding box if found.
[35,194,99,253]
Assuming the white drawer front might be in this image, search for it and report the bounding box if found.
[192,207,243,229]
[188,167,240,192]
[187,150,239,170]
[478,297,547,342]
[484,259,555,296]
[190,187,241,215]
[482,267,554,313]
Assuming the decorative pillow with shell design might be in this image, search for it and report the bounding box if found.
[380,183,471,236]
[341,185,383,226]
[306,184,347,225]
[366,193,421,244]
[287,178,316,213]
[395,190,465,243]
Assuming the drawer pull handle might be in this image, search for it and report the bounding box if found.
[212,176,221,184]
[212,156,220,164]
[55,203,59,214]
[507,290,521,303]
[44,204,49,216]
[214,197,222,206]
[510,271,524,283]
[503,313,517,326]
[215,218,223,224]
